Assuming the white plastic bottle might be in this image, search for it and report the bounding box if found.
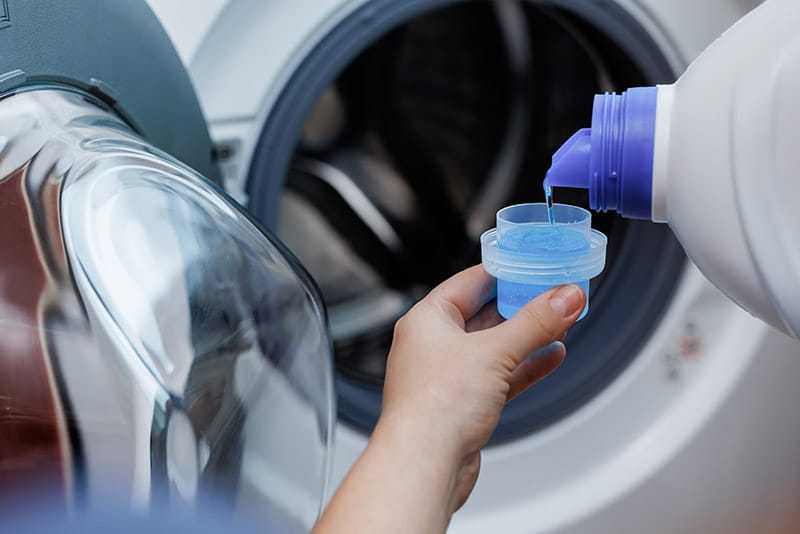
[544,0,800,338]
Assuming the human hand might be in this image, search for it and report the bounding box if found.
[378,265,586,512]
[314,265,585,534]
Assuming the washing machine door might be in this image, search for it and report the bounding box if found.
[0,2,334,530]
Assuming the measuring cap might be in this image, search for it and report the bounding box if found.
[481,203,607,320]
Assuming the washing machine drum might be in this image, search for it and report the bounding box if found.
[0,2,333,531]
[245,0,685,441]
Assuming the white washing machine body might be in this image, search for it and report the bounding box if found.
[147,1,800,531]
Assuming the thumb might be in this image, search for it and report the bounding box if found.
[483,284,585,367]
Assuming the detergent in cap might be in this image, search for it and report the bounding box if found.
[481,203,607,320]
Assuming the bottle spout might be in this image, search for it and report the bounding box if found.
[543,87,658,219]
[543,128,591,190]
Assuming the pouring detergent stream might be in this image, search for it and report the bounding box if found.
[545,183,555,225]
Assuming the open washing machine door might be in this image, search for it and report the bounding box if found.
[156,0,800,532]
[0,2,334,531]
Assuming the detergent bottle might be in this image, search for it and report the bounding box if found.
[543,0,800,338]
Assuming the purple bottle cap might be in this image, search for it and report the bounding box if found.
[544,86,658,220]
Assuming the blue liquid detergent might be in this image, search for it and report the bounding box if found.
[496,225,591,320]
[544,183,555,224]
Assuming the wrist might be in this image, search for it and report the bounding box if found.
[315,411,461,534]
[371,410,464,503]
[374,406,464,465]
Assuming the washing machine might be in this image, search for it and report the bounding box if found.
[0,2,334,531]
[146,0,800,532]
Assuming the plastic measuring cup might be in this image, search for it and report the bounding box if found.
[481,203,607,320]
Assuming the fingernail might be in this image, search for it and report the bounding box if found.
[549,285,583,317]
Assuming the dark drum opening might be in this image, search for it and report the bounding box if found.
[247,0,685,443]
